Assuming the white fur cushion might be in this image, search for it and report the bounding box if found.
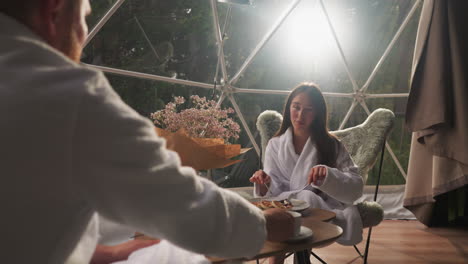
[331,108,394,183]
[256,110,283,163]
[357,201,384,228]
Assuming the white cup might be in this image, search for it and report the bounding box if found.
[253,182,259,198]
[287,211,302,237]
[253,182,265,198]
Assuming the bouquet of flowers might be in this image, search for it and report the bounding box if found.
[151,95,240,143]
[150,95,248,170]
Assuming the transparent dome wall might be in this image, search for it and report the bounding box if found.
[83,0,422,187]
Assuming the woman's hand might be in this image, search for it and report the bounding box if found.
[307,166,327,186]
[249,170,271,185]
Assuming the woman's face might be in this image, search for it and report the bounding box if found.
[290,92,316,133]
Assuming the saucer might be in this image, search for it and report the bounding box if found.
[285,226,313,243]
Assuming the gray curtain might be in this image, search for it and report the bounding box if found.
[404,0,468,225]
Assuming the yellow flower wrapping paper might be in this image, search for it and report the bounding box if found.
[155,127,250,171]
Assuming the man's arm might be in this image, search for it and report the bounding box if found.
[72,73,267,258]
[90,240,160,264]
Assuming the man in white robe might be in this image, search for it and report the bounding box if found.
[264,128,364,245]
[0,1,294,263]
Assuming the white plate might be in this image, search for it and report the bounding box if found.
[263,198,310,212]
[287,199,309,211]
[285,226,313,243]
[249,198,310,212]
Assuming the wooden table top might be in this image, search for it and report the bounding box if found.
[301,207,336,222]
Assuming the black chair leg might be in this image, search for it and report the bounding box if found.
[353,245,364,258]
[362,140,386,264]
[309,250,326,264]
[363,227,373,264]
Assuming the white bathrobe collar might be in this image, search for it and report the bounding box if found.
[276,127,319,191]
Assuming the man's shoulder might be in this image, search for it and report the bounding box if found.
[1,30,107,93]
[0,36,113,110]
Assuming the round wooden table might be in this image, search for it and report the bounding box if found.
[209,215,342,263]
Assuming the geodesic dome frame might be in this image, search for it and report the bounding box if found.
[83,0,423,184]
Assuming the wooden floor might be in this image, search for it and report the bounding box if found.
[250,220,468,264]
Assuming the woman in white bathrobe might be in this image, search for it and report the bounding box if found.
[250,83,364,262]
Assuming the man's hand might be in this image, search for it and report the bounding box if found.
[91,239,161,264]
[263,208,294,242]
[307,166,327,186]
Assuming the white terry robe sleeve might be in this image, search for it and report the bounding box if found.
[71,73,266,258]
[317,143,364,204]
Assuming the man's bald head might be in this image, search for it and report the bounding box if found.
[1,0,91,62]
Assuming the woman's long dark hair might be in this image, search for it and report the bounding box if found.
[275,83,338,167]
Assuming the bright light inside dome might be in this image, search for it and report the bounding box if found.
[280,2,337,65]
